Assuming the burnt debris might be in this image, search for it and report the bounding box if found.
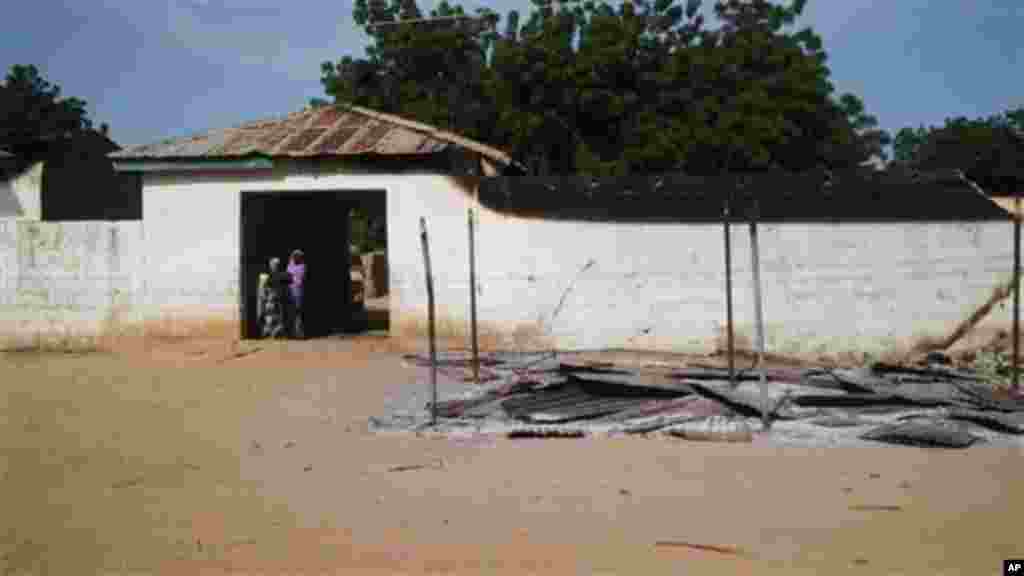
[391,351,1024,449]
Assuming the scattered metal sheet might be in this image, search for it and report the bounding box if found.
[507,428,585,439]
[859,420,981,448]
[622,414,707,435]
[669,367,759,381]
[810,414,871,428]
[688,381,796,420]
[791,392,959,409]
[593,397,705,423]
[527,397,658,423]
[945,408,1024,434]
[853,404,938,415]
[559,362,629,374]
[951,381,1024,412]
[668,366,806,383]
[885,381,979,408]
[871,362,980,381]
[569,372,694,397]
[829,368,894,393]
[394,354,1024,446]
[801,370,858,391]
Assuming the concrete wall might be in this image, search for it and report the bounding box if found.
[0,219,145,346]
[0,164,470,347]
[403,181,1019,359]
[0,162,1018,360]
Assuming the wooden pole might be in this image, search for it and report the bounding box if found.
[468,208,480,385]
[724,197,735,388]
[749,199,768,427]
[419,217,438,425]
[1014,198,1021,392]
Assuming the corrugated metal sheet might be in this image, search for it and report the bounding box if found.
[111,105,517,168]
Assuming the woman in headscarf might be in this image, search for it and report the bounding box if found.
[258,257,291,339]
[287,249,306,339]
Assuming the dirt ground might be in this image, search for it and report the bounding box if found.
[2,335,1022,575]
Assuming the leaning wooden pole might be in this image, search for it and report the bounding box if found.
[419,217,438,425]
[1014,199,1021,392]
[749,199,769,427]
[468,208,480,385]
[723,197,736,388]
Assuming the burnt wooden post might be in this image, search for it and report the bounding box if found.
[749,198,769,427]
[419,217,438,425]
[1015,198,1021,392]
[723,196,736,388]
[468,207,480,385]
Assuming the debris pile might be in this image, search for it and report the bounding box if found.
[375,351,1024,449]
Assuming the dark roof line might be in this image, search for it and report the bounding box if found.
[476,170,1011,223]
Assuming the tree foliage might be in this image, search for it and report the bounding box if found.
[0,65,107,166]
[892,108,1024,194]
[321,0,889,176]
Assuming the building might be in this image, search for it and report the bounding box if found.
[0,131,139,221]
[103,104,519,341]
[0,106,1018,360]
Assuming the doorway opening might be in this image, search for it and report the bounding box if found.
[239,189,388,340]
[349,193,390,334]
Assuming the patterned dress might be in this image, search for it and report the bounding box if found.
[258,271,291,339]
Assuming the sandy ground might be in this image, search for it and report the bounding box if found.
[2,336,1022,575]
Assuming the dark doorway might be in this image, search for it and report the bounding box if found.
[240,190,385,340]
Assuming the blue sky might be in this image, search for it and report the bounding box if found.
[2,0,1021,149]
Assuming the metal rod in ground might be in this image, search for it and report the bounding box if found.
[723,198,735,388]
[468,208,480,385]
[419,217,438,425]
[749,199,769,428]
[1015,199,1021,392]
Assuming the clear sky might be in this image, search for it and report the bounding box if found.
[2,0,1021,149]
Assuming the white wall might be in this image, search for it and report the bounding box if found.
[0,219,145,346]
[400,183,1017,359]
[0,165,468,346]
[0,163,1017,360]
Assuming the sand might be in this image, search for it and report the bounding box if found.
[2,336,1022,575]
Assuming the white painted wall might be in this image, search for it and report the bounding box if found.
[0,162,1017,360]
[0,164,473,346]
[0,219,145,346]
[415,190,1017,359]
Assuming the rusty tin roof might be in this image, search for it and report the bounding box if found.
[111,104,515,168]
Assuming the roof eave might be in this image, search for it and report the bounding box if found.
[112,156,274,173]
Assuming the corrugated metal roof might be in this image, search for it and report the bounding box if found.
[111,104,517,168]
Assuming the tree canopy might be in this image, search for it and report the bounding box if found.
[0,64,109,168]
[892,108,1024,194]
[320,0,889,176]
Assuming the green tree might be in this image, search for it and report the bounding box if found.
[321,0,888,176]
[0,65,103,166]
[891,108,1024,194]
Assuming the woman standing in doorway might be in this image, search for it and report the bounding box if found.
[258,257,291,339]
[287,249,306,339]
